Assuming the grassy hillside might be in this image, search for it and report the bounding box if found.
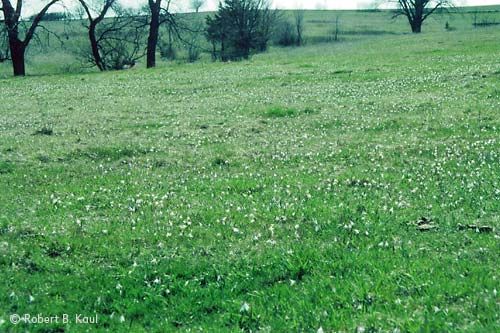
[0,8,499,333]
[1,6,500,77]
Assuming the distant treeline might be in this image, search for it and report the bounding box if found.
[27,12,68,22]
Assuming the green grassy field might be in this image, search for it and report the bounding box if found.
[0,8,499,333]
[1,5,500,77]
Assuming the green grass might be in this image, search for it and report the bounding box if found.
[0,10,499,333]
[264,106,299,118]
[2,6,500,77]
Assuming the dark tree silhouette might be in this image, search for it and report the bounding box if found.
[146,0,183,68]
[392,0,453,33]
[147,0,162,68]
[0,0,60,76]
[78,0,116,71]
[146,0,174,68]
[190,0,204,13]
[78,0,144,70]
[294,10,304,46]
[205,0,275,61]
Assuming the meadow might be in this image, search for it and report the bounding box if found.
[0,6,499,333]
[1,5,500,76]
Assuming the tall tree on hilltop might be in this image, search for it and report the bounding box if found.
[146,0,163,68]
[0,0,61,76]
[78,0,145,71]
[77,0,116,71]
[146,0,180,68]
[190,0,204,13]
[391,0,453,33]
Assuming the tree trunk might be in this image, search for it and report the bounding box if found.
[211,42,217,61]
[2,0,60,76]
[9,39,26,76]
[147,4,160,68]
[412,2,424,33]
[220,38,227,62]
[242,46,250,60]
[88,23,104,71]
[411,22,422,33]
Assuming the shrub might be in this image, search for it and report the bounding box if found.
[160,42,177,60]
[187,44,201,63]
[205,0,277,61]
[105,43,137,70]
[274,20,297,47]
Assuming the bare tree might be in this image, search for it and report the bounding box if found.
[146,0,176,68]
[146,0,198,68]
[190,0,204,13]
[146,0,184,68]
[0,0,61,76]
[255,2,276,51]
[146,0,162,68]
[294,10,304,46]
[158,21,177,60]
[333,15,340,41]
[78,0,115,70]
[98,6,145,70]
[183,18,204,62]
[391,0,453,33]
[78,1,144,70]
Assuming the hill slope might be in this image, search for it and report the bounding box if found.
[0,15,499,333]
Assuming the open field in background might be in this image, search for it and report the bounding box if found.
[302,6,500,41]
[1,6,500,77]
[1,7,499,333]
